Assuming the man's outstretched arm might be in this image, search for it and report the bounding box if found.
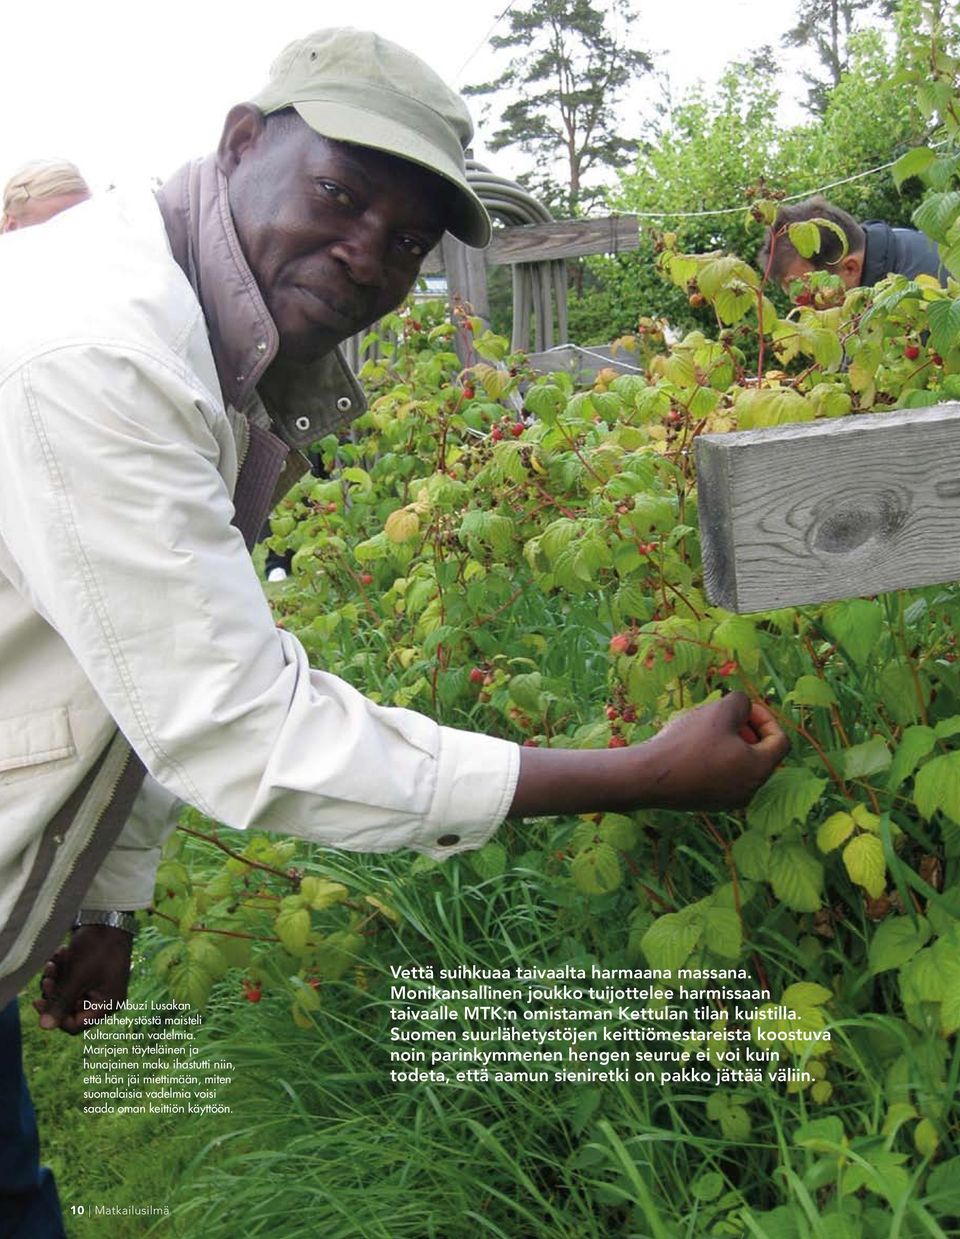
[509,694,787,817]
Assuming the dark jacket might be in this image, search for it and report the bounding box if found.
[861,221,945,286]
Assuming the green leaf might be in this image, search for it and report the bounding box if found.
[794,1116,845,1150]
[817,812,855,853]
[641,910,702,973]
[807,327,843,371]
[912,190,960,244]
[275,904,312,956]
[706,1091,752,1141]
[508,672,546,714]
[892,146,936,189]
[736,387,813,430]
[926,298,960,359]
[746,767,827,836]
[941,984,960,1034]
[851,804,881,833]
[186,934,228,978]
[878,660,927,726]
[769,839,824,912]
[841,736,891,780]
[314,930,364,981]
[598,813,641,851]
[927,1158,960,1212]
[787,220,824,260]
[842,833,886,898]
[167,955,216,1009]
[914,1118,939,1159]
[822,599,883,667]
[697,255,759,298]
[714,284,755,324]
[691,1172,724,1202]
[703,905,742,959]
[300,876,349,911]
[914,751,960,822]
[887,726,936,790]
[899,947,949,1003]
[731,830,771,880]
[469,841,508,881]
[787,675,836,707]
[807,383,852,419]
[712,615,760,654]
[781,982,832,1008]
[868,916,931,974]
[571,843,621,895]
[385,508,420,544]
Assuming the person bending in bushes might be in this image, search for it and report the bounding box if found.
[1,157,90,233]
[757,194,945,291]
[0,29,789,1233]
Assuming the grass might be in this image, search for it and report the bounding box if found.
[18,837,958,1238]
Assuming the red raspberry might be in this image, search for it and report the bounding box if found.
[607,735,628,748]
[469,667,485,684]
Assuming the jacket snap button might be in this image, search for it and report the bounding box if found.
[436,834,460,847]
[256,340,267,353]
[295,416,311,432]
[336,396,352,412]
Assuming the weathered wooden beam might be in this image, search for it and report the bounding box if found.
[485,215,639,264]
[695,403,960,612]
[420,215,639,274]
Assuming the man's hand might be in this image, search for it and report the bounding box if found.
[33,924,133,1035]
[635,694,789,810]
[508,691,789,818]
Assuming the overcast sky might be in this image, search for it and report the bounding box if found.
[0,1,819,194]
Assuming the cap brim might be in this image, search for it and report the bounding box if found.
[291,100,490,248]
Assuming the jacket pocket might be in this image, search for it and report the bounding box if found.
[0,706,76,775]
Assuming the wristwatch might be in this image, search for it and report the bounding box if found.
[72,909,138,936]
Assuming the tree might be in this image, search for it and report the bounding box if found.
[568,28,926,345]
[464,0,651,215]
[784,0,896,114]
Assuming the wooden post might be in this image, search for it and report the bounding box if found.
[441,235,489,365]
[695,403,960,612]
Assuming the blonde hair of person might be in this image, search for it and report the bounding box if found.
[1,159,91,232]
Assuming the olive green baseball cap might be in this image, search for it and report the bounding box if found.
[250,28,491,248]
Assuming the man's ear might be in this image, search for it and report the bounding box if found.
[216,105,268,176]
[839,251,864,288]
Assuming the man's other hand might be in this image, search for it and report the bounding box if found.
[33,924,133,1035]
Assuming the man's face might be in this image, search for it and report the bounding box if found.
[779,252,863,293]
[221,110,451,362]
[1,190,89,233]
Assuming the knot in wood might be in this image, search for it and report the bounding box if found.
[808,489,908,556]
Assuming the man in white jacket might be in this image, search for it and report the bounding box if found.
[0,30,787,1232]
